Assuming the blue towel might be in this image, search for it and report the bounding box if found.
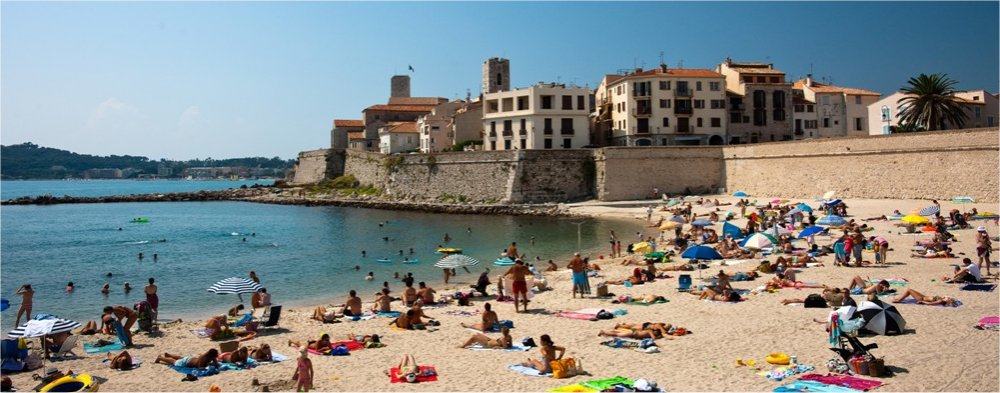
[377,311,401,318]
[84,341,125,354]
[234,313,253,327]
[773,380,860,392]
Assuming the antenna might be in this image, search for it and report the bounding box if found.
[659,51,665,66]
[677,59,684,68]
[809,63,814,75]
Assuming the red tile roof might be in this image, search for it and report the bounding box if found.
[364,104,436,112]
[388,97,448,106]
[347,131,366,141]
[386,121,419,133]
[333,119,364,128]
[794,79,880,96]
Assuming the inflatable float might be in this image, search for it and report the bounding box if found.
[494,257,515,266]
[39,374,99,392]
[436,247,462,254]
[765,352,790,365]
[376,258,392,263]
[401,258,420,264]
[130,217,149,223]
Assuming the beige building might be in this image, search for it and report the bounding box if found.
[791,94,819,139]
[331,119,364,150]
[482,83,591,150]
[379,121,420,154]
[716,59,794,143]
[449,100,483,150]
[793,76,880,138]
[418,101,464,153]
[596,65,729,146]
[868,90,998,135]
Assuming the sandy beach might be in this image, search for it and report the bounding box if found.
[5,195,998,392]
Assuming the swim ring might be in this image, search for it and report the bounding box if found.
[436,248,462,254]
[494,257,515,266]
[765,352,790,365]
[39,374,98,392]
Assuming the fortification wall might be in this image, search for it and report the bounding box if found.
[288,149,339,185]
[595,147,724,201]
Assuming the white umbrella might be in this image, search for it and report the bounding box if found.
[743,233,775,250]
[823,191,836,200]
[8,318,81,338]
[435,254,480,268]
[856,300,906,336]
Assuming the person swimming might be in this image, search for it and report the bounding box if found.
[123,282,132,293]
[365,272,374,281]
[101,283,110,295]
[66,282,75,293]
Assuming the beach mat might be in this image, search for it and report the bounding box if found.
[468,343,530,352]
[84,341,124,354]
[960,283,996,292]
[389,365,437,383]
[508,364,550,377]
[895,298,962,307]
[619,299,668,306]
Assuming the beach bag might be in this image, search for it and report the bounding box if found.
[596,310,614,320]
[596,284,609,297]
[550,357,578,379]
[521,338,536,348]
[868,357,886,377]
[329,345,350,356]
[804,294,828,308]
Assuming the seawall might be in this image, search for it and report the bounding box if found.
[284,127,1000,203]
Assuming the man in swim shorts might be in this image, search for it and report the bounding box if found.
[568,253,590,298]
[505,260,531,313]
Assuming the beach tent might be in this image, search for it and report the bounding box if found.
[435,254,480,268]
[918,205,941,216]
[722,222,744,239]
[816,215,847,226]
[631,242,653,254]
[8,318,81,338]
[732,191,748,197]
[856,300,906,336]
[798,226,825,239]
[680,245,722,260]
[900,214,930,225]
[796,203,813,213]
[743,233,775,250]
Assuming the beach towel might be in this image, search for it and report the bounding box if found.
[583,376,634,391]
[798,373,884,391]
[171,359,257,376]
[960,283,996,292]
[233,313,253,327]
[773,380,860,392]
[190,328,212,338]
[555,312,599,321]
[468,343,530,352]
[508,364,551,377]
[894,298,962,307]
[22,320,56,338]
[757,364,814,381]
[84,340,125,354]
[550,383,598,392]
[868,278,908,287]
[268,352,289,362]
[388,365,437,383]
[103,356,142,370]
[976,316,1000,330]
[443,310,479,317]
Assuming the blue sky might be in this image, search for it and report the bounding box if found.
[2,2,997,159]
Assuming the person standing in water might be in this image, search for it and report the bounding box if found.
[444,233,451,243]
[152,253,158,262]
[14,284,34,326]
[138,252,144,261]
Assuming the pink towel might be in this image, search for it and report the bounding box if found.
[799,373,884,391]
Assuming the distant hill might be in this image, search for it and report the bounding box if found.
[0,142,293,179]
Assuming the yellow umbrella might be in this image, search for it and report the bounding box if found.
[631,242,653,254]
[901,214,930,225]
[659,221,679,230]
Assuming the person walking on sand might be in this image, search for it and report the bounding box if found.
[14,284,34,326]
[568,253,590,298]
[504,260,531,313]
[609,230,617,257]
[293,347,313,392]
[976,227,993,276]
[646,206,654,222]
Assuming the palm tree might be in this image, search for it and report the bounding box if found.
[896,73,968,131]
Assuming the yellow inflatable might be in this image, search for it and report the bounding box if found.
[765,352,790,365]
[436,247,462,254]
[39,374,99,392]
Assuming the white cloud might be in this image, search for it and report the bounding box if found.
[178,105,202,128]
[86,98,141,130]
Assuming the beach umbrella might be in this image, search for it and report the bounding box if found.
[722,222,744,239]
[824,199,843,207]
[743,233,776,250]
[900,214,929,225]
[918,205,941,216]
[764,226,792,237]
[732,191,748,197]
[796,203,813,213]
[659,221,679,230]
[823,191,836,200]
[207,277,262,296]
[8,318,81,338]
[631,242,653,254]
[691,219,713,227]
[856,300,906,336]
[0,298,8,312]
[798,226,825,239]
[681,245,723,260]
[835,305,857,322]
[434,254,480,268]
[669,215,687,224]
[786,207,802,216]
[816,215,847,226]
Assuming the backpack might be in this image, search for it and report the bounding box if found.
[804,294,828,308]
[596,310,614,320]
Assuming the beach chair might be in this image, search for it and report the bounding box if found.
[830,335,878,362]
[677,275,692,292]
[49,335,79,359]
[1,339,28,372]
[260,305,282,329]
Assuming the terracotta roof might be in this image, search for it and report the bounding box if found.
[364,104,436,112]
[793,79,880,96]
[387,97,448,106]
[347,131,366,141]
[386,121,419,133]
[333,119,364,128]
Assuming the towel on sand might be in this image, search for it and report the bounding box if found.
[190,328,212,338]
[468,343,530,352]
[960,283,996,292]
[976,316,1000,330]
[84,340,124,354]
[389,366,437,383]
[895,298,962,307]
[508,364,550,377]
[171,359,258,376]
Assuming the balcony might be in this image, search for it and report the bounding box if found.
[561,128,574,135]
[632,108,652,117]
[518,128,527,136]
[674,107,693,115]
[543,128,553,135]
[502,129,513,136]
[675,89,692,97]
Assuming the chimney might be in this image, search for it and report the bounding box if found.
[634,67,642,74]
[805,74,813,87]
[660,63,667,72]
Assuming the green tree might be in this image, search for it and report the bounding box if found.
[896,73,968,131]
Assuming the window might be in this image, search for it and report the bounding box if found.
[756,76,766,83]
[772,90,786,121]
[490,121,496,134]
[541,95,553,109]
[562,138,572,148]
[503,120,511,132]
[561,118,574,134]
[854,96,862,105]
[696,81,702,91]
[664,81,671,90]
[823,118,831,128]
[696,118,703,127]
[544,118,553,134]
[794,104,804,113]
[662,117,670,127]
[975,107,981,118]
[659,81,668,90]
[710,99,726,109]
[562,95,573,110]
[519,118,526,132]
[577,95,585,110]
[742,76,753,83]
[520,139,526,149]
[807,105,814,112]
[694,100,705,109]
[517,96,529,110]
[709,82,720,91]
[503,140,511,149]
[752,90,766,108]
[490,141,496,150]
[659,99,668,108]
[544,139,552,149]
[497,73,503,86]
[711,117,721,127]
[769,76,780,83]
[854,117,863,131]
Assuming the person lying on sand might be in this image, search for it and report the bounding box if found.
[458,327,512,349]
[460,303,499,332]
[228,304,245,317]
[911,248,955,258]
[347,333,382,348]
[219,347,249,364]
[78,321,98,335]
[781,287,848,307]
[311,307,339,323]
[288,334,332,353]
[688,288,742,302]
[107,351,133,370]
[598,324,661,339]
[156,349,219,369]
[847,276,889,295]
[249,344,273,362]
[520,335,564,373]
[892,288,958,306]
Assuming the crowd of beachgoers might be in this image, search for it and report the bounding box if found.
[2,193,998,392]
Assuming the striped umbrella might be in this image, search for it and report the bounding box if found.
[435,254,480,268]
[743,233,775,250]
[207,277,262,295]
[8,318,81,338]
[918,205,940,216]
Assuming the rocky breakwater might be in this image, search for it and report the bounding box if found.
[1,187,272,205]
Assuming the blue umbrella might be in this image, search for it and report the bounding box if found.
[816,215,847,226]
[722,222,744,240]
[681,245,723,260]
[796,203,813,213]
[732,191,749,197]
[691,219,713,227]
[0,298,8,312]
[798,226,825,238]
[824,199,843,207]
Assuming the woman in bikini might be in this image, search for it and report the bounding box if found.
[892,288,958,306]
[219,346,249,364]
[597,323,662,339]
[521,334,564,373]
[458,327,512,349]
[155,349,219,369]
[288,334,333,353]
[249,344,273,362]
[107,351,133,370]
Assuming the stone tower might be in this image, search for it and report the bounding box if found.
[482,57,510,94]
[390,75,410,98]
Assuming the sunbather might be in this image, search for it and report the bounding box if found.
[688,288,741,302]
[458,327,512,349]
[520,334,564,373]
[78,320,98,335]
[219,347,249,364]
[371,288,392,313]
[107,351,133,370]
[311,307,339,323]
[288,334,333,353]
[155,349,220,369]
[768,273,826,289]
[781,287,848,307]
[461,303,499,332]
[249,344,273,362]
[943,258,983,283]
[847,276,889,295]
[892,288,958,306]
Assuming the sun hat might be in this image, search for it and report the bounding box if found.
[977,226,987,232]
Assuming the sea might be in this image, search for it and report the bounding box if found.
[0,180,639,330]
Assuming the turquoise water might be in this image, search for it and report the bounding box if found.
[1,179,275,200]
[1,201,638,330]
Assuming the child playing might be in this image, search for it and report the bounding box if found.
[293,347,313,392]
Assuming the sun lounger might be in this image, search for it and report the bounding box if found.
[49,335,79,359]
